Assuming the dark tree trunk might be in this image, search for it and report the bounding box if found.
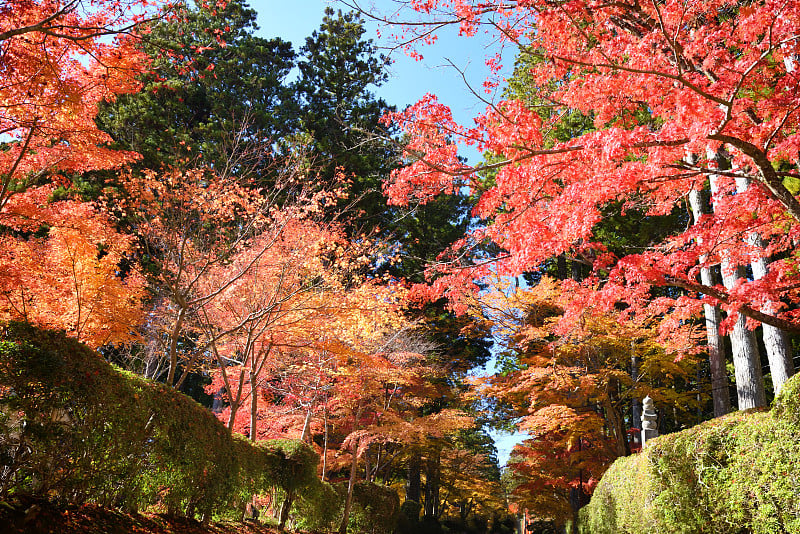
[424,449,440,519]
[406,452,421,504]
[278,490,294,531]
[557,254,568,280]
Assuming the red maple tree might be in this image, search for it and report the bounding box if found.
[381,0,800,404]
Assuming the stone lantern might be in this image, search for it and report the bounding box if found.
[641,395,658,447]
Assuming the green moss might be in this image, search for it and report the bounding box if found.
[580,376,800,533]
[0,324,312,519]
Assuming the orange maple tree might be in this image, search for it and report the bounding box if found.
[199,218,351,437]
[0,0,162,209]
[469,277,699,525]
[326,333,470,534]
[0,186,146,347]
[0,0,167,346]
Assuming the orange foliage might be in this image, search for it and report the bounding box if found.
[0,187,146,347]
[0,0,157,209]
[469,276,698,523]
[0,0,161,346]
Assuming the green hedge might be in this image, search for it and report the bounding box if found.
[579,375,800,533]
[292,476,343,531]
[291,479,400,534]
[0,323,318,519]
[337,481,400,534]
[0,323,404,531]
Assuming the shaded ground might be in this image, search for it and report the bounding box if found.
[0,497,282,534]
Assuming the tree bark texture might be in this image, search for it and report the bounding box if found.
[735,177,795,395]
[688,188,731,417]
[424,448,440,519]
[708,153,767,409]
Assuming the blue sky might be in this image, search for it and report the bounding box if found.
[249,0,527,465]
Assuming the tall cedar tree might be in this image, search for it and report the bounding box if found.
[97,0,295,172]
[293,8,397,232]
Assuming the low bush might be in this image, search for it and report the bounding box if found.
[335,481,400,534]
[579,375,800,533]
[291,479,400,534]
[292,477,342,531]
[0,323,320,520]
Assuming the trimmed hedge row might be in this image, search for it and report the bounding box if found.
[0,323,318,519]
[293,479,400,534]
[579,374,800,533]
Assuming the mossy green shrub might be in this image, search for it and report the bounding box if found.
[334,481,401,534]
[257,438,319,525]
[226,435,280,518]
[580,374,800,533]
[0,323,320,521]
[291,478,400,534]
[212,437,320,522]
[0,324,155,507]
[292,477,342,531]
[141,380,241,516]
[264,438,319,493]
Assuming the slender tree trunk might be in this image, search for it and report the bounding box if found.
[570,502,580,534]
[406,452,422,504]
[166,308,186,387]
[278,489,294,531]
[723,296,767,409]
[322,403,328,482]
[249,370,258,441]
[300,407,313,442]
[709,151,767,409]
[688,188,732,417]
[631,350,641,433]
[338,438,360,534]
[750,244,794,395]
[227,363,247,432]
[602,385,629,457]
[227,401,239,431]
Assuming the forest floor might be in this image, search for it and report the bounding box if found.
[0,497,286,534]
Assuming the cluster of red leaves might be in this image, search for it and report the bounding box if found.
[384,0,800,342]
